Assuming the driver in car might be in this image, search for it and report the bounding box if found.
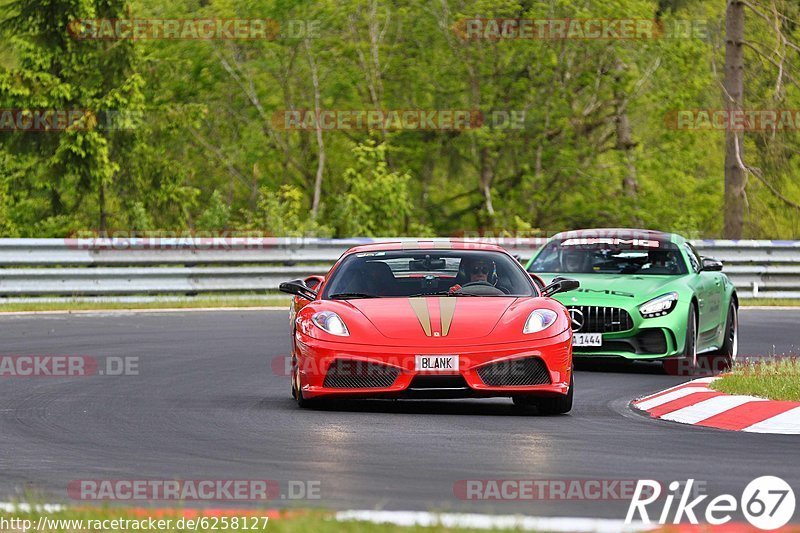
[560,249,586,273]
[449,258,495,293]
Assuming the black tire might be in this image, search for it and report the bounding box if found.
[702,301,738,374]
[663,305,698,376]
[513,374,573,415]
[292,359,320,409]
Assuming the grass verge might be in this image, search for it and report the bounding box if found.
[741,298,800,307]
[711,358,800,401]
[0,295,291,313]
[0,295,797,314]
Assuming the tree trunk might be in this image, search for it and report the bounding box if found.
[479,147,495,217]
[305,40,326,219]
[613,59,638,202]
[99,179,107,236]
[723,0,746,238]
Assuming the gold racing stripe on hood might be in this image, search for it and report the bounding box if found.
[439,297,456,336]
[408,297,432,336]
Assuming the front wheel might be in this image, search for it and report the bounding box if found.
[701,301,738,374]
[292,359,321,409]
[513,374,573,415]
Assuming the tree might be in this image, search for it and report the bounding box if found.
[723,0,746,238]
[332,141,422,236]
[0,0,146,235]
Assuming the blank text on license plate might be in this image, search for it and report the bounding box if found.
[573,333,602,347]
[415,355,459,372]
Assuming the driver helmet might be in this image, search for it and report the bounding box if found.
[560,249,585,273]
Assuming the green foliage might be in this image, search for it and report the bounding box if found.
[0,0,799,237]
[253,184,331,237]
[195,190,231,231]
[332,141,421,237]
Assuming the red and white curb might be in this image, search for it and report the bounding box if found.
[632,377,800,434]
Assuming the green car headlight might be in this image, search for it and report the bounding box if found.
[639,292,679,318]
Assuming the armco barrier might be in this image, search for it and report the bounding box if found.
[0,238,797,298]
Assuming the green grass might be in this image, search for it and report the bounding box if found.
[0,295,795,314]
[711,358,800,401]
[740,298,800,307]
[0,295,292,313]
[0,507,525,533]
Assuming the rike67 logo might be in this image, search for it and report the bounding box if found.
[626,477,796,530]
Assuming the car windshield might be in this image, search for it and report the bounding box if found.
[529,237,688,276]
[322,250,536,298]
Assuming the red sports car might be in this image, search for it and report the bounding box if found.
[279,241,579,414]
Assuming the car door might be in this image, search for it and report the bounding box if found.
[683,243,723,344]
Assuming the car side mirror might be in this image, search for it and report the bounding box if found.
[700,257,724,272]
[304,275,325,290]
[279,279,317,301]
[543,277,580,297]
[528,272,546,291]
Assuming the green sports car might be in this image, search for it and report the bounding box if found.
[525,229,738,375]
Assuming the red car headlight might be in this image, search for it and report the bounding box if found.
[523,309,558,334]
[311,311,350,336]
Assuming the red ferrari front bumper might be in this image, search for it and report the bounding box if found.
[293,328,572,400]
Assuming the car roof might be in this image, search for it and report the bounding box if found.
[549,228,680,243]
[343,240,508,255]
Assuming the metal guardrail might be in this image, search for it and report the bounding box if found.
[693,241,800,298]
[0,238,797,298]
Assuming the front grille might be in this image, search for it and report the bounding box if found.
[568,306,633,333]
[323,359,399,389]
[476,357,551,387]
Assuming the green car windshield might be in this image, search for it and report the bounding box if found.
[529,238,688,276]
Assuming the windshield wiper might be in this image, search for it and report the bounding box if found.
[329,292,379,300]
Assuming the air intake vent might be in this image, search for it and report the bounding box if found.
[476,357,551,387]
[323,359,399,389]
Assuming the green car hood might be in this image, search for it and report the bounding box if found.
[537,273,681,305]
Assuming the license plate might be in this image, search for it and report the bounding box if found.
[573,333,602,347]
[415,355,459,372]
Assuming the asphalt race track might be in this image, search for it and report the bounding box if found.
[0,308,798,519]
